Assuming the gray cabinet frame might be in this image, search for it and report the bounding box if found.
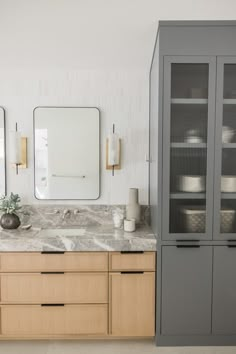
[162,56,216,240]
[214,56,236,240]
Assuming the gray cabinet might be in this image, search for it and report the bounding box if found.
[161,246,212,335]
[212,246,236,334]
[150,21,236,346]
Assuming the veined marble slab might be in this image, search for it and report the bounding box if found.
[0,225,156,252]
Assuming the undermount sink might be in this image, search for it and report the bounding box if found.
[39,228,86,237]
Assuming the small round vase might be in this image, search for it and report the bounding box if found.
[0,213,21,230]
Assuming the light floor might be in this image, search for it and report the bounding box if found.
[0,340,235,354]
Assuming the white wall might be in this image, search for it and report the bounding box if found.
[0,0,235,205]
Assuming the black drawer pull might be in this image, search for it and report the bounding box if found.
[120,271,144,274]
[41,272,64,274]
[41,304,64,307]
[177,240,199,242]
[120,251,144,254]
[227,245,236,248]
[41,251,65,254]
[176,245,200,248]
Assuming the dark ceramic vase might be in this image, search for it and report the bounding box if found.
[0,213,21,229]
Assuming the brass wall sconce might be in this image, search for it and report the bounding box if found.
[11,123,28,175]
[106,124,121,176]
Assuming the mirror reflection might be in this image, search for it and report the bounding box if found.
[0,108,6,196]
[34,107,100,200]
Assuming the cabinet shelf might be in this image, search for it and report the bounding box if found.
[221,192,236,199]
[170,193,206,199]
[171,142,207,148]
[222,143,236,148]
[223,99,236,104]
[171,98,208,104]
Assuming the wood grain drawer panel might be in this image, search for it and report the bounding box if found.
[109,272,155,336]
[109,252,156,271]
[0,273,108,304]
[0,252,108,272]
[1,305,108,335]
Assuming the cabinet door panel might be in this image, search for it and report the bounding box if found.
[109,272,155,336]
[161,246,212,335]
[162,56,216,240]
[214,57,236,240]
[212,246,236,334]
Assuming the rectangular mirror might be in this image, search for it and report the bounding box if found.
[0,107,6,196]
[34,107,100,200]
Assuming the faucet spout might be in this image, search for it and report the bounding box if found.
[62,209,71,220]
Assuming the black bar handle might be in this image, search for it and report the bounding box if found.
[120,251,144,254]
[41,304,64,307]
[227,245,236,248]
[177,240,200,242]
[41,272,64,274]
[41,251,65,254]
[176,245,200,248]
[227,240,236,242]
[121,271,144,274]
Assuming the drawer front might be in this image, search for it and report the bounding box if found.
[1,273,108,304]
[109,252,156,271]
[0,252,108,272]
[1,305,108,335]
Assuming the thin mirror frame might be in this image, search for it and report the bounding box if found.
[0,107,6,197]
[33,106,101,200]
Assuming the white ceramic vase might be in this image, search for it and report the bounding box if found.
[126,188,141,223]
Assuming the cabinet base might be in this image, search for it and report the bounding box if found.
[0,335,155,341]
[156,335,236,346]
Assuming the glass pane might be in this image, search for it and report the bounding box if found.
[220,64,236,235]
[171,105,208,143]
[220,200,236,233]
[171,64,208,99]
[224,64,236,98]
[169,63,209,234]
[170,200,206,234]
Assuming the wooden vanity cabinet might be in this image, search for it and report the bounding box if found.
[0,251,156,339]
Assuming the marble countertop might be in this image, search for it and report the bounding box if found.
[0,225,156,252]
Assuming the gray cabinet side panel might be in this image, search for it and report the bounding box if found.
[150,28,161,237]
[212,246,236,334]
[161,246,212,335]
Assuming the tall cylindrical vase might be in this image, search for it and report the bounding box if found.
[126,188,141,223]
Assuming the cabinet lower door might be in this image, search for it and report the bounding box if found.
[1,305,108,336]
[109,272,155,336]
[212,246,236,334]
[161,246,212,335]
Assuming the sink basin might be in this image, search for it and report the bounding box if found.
[39,228,86,237]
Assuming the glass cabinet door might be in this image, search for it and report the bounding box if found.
[214,57,236,239]
[162,56,216,240]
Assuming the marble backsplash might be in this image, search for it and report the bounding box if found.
[18,205,150,229]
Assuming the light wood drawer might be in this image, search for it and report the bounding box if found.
[1,304,108,335]
[0,252,108,272]
[109,252,156,271]
[1,273,108,304]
